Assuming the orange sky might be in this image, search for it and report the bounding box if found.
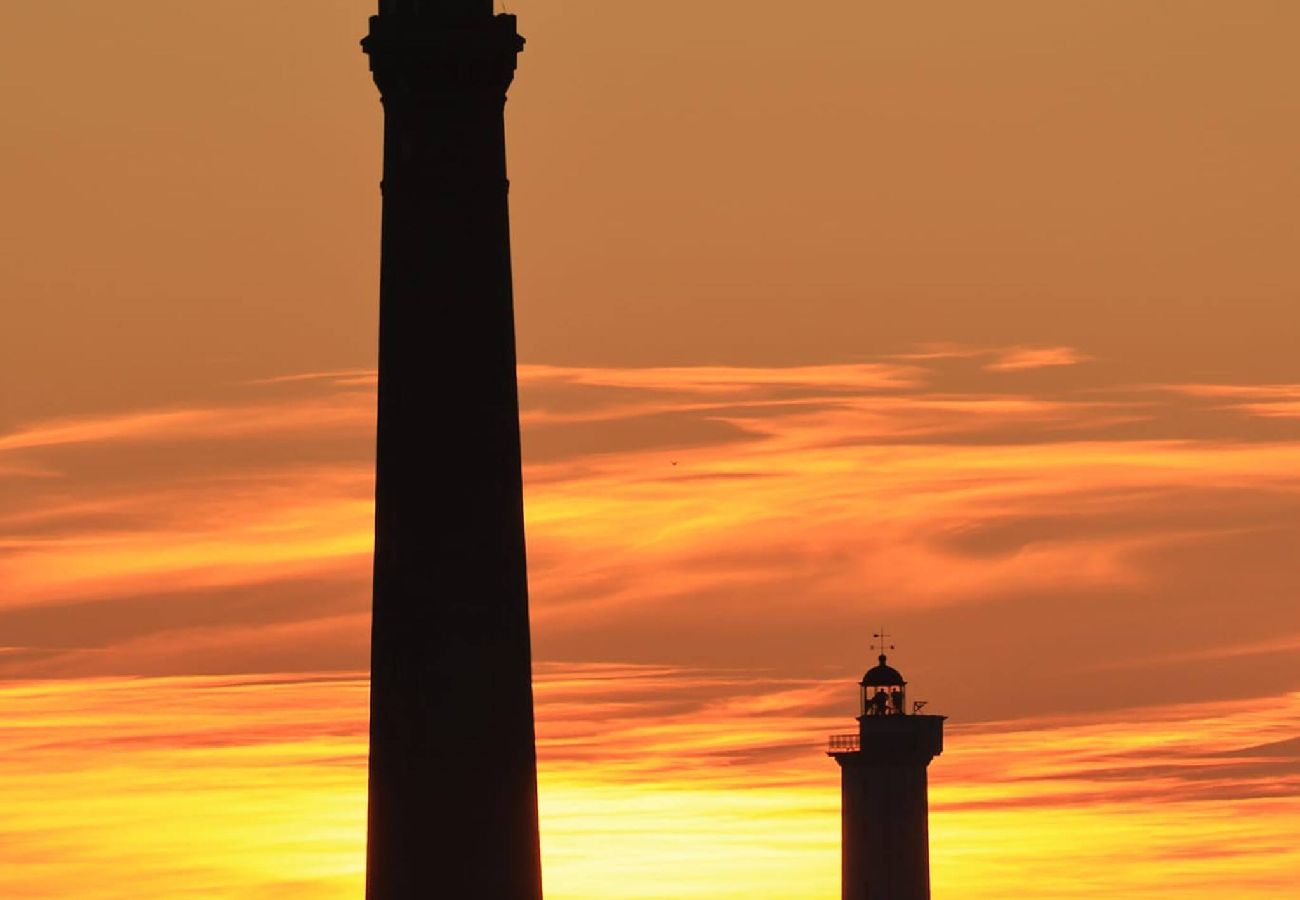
[2,1,1299,898]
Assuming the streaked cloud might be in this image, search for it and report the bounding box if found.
[985,346,1092,372]
[1,671,1294,899]
[2,357,1299,701]
[0,392,372,454]
[3,355,1300,895]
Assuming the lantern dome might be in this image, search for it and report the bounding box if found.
[861,654,905,687]
[860,654,907,717]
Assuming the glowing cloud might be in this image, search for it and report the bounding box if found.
[3,358,1300,896]
[985,346,1092,372]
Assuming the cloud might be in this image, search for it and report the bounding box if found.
[985,346,1092,372]
[1162,383,1300,421]
[0,466,372,614]
[519,362,923,394]
[1,671,1296,900]
[0,391,372,454]
[3,357,1300,731]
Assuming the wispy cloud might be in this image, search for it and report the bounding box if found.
[3,358,1300,703]
[4,356,1300,895]
[520,362,923,393]
[0,393,372,454]
[985,346,1092,372]
[1,672,1295,899]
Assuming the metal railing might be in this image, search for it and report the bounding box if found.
[827,733,860,754]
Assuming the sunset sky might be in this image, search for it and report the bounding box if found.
[3,1,1299,898]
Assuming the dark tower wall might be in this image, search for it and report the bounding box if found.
[835,716,944,900]
[362,4,542,899]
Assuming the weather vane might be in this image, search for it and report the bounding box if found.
[871,627,895,657]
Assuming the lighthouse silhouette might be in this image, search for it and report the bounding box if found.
[828,639,945,900]
[360,1,542,898]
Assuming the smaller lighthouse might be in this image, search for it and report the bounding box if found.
[828,639,945,900]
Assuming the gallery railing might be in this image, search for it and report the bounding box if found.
[827,733,860,754]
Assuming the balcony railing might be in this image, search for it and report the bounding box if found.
[827,733,860,754]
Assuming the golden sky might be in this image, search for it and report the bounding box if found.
[2,1,1299,897]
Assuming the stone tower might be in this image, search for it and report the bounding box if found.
[361,2,542,898]
[828,652,945,900]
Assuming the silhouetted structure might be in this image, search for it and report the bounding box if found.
[828,650,945,900]
[361,2,541,898]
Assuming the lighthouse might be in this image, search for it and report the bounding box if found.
[828,643,945,900]
[360,2,542,898]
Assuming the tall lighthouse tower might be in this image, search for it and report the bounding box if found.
[361,2,542,898]
[828,641,945,900]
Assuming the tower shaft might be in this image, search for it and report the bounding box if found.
[833,716,944,900]
[362,6,541,899]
